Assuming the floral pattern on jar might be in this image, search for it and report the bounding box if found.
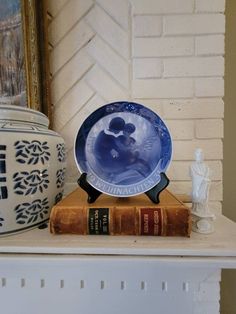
[15,198,49,225]
[56,168,66,188]
[13,169,49,195]
[15,140,50,165]
[56,143,66,162]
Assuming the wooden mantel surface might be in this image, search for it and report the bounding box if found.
[0,215,235,260]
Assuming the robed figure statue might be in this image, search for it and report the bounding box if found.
[190,148,211,215]
[190,148,216,234]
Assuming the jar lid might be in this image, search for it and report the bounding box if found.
[0,105,49,127]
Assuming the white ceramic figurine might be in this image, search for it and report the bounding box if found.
[190,148,215,234]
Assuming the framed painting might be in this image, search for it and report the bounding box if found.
[0,0,51,120]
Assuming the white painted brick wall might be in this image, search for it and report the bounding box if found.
[169,181,222,202]
[195,35,225,56]
[166,120,194,140]
[164,14,225,35]
[48,0,225,222]
[162,99,224,119]
[133,37,194,57]
[133,16,162,37]
[195,119,224,139]
[132,78,194,98]
[173,140,223,160]
[195,78,224,97]
[167,161,222,181]
[133,58,162,79]
[130,0,194,14]
[163,57,224,77]
[195,0,225,13]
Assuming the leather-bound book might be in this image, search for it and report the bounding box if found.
[50,187,191,237]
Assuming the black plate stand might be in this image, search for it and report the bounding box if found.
[77,172,169,204]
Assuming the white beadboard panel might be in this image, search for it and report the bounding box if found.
[197,282,220,301]
[0,257,225,314]
[193,302,220,314]
[47,0,225,201]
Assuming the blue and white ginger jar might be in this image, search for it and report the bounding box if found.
[0,105,66,236]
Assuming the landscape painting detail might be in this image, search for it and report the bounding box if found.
[0,0,26,107]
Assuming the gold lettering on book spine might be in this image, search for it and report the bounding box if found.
[143,214,149,234]
[154,210,159,235]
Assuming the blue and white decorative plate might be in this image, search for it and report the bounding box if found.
[74,102,172,197]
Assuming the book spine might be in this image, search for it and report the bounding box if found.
[88,208,110,235]
[50,206,190,237]
[139,208,164,236]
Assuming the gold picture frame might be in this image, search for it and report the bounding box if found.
[22,0,51,121]
[0,0,51,121]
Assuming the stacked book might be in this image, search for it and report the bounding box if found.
[50,187,191,237]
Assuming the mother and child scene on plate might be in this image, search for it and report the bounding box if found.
[86,114,163,185]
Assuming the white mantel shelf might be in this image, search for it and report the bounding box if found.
[0,215,235,314]
[0,215,236,267]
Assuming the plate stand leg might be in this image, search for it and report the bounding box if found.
[77,173,102,203]
[77,172,169,204]
[145,172,170,204]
